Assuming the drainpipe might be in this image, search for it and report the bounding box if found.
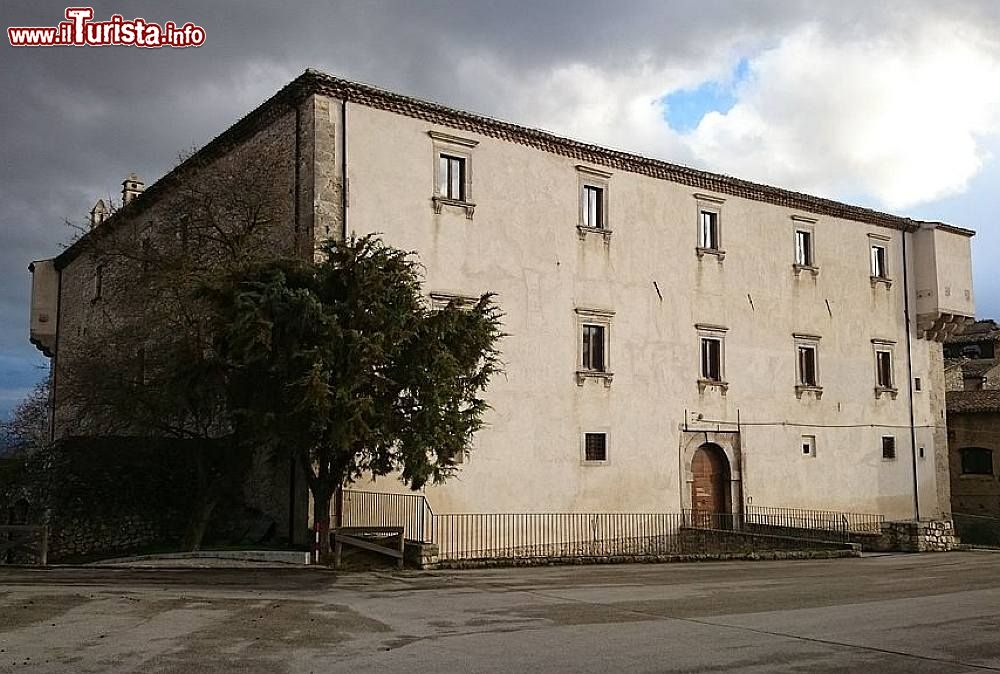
[902,230,920,520]
[341,100,349,240]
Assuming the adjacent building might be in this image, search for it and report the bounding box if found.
[29,69,976,525]
[945,321,1000,517]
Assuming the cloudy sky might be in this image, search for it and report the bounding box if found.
[2,0,1000,419]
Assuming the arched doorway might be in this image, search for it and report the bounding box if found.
[691,443,731,523]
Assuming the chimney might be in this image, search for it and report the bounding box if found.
[89,199,109,228]
[122,173,145,205]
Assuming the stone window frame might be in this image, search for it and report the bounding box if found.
[694,193,726,260]
[429,130,478,219]
[428,291,481,312]
[576,165,613,242]
[872,338,898,399]
[792,215,820,276]
[801,434,817,458]
[696,323,728,394]
[580,430,610,466]
[793,333,823,399]
[868,233,892,288]
[575,307,614,387]
[959,447,994,477]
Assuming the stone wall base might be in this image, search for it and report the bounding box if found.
[885,519,957,552]
[436,548,859,570]
[404,541,439,569]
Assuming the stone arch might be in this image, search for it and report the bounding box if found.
[680,431,742,514]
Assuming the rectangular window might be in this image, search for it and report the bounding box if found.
[94,264,104,300]
[582,324,606,372]
[584,433,608,462]
[582,185,604,229]
[882,436,897,460]
[961,447,993,475]
[798,345,818,386]
[876,350,894,389]
[795,229,814,267]
[871,244,888,279]
[438,154,466,201]
[699,210,719,250]
[802,435,816,457]
[701,337,723,382]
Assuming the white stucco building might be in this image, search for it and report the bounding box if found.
[31,70,976,525]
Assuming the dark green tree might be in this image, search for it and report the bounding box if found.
[213,235,502,561]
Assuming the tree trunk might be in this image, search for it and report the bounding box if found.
[184,447,219,552]
[313,487,333,564]
[183,494,218,551]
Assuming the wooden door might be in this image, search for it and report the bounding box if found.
[691,445,729,525]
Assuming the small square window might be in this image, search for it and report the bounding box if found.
[871,244,888,279]
[795,230,814,267]
[802,435,816,457]
[699,210,719,250]
[914,377,922,392]
[582,324,606,372]
[438,154,466,201]
[584,433,608,462]
[582,185,604,229]
[701,337,723,382]
[882,436,897,460]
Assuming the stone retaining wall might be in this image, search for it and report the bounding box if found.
[434,548,858,570]
[885,519,956,552]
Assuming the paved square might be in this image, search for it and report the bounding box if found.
[2,552,1000,672]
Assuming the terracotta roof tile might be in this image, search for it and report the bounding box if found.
[947,389,1000,414]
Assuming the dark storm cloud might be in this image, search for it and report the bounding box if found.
[1,0,998,417]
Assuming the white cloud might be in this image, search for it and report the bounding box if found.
[682,21,1000,210]
[426,14,1000,213]
[449,52,740,164]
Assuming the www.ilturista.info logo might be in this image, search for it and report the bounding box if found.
[8,7,205,48]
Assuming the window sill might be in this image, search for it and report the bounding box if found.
[577,225,613,242]
[697,378,729,395]
[581,459,610,467]
[875,386,899,400]
[432,195,475,219]
[870,275,893,289]
[795,385,824,399]
[576,370,614,387]
[959,473,995,480]
[696,247,726,261]
[881,456,898,462]
[793,264,820,277]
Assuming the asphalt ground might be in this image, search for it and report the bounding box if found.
[2,551,1000,673]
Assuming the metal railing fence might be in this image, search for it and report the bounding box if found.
[340,490,872,562]
[744,505,884,536]
[340,490,433,543]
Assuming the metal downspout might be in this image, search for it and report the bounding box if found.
[902,231,920,520]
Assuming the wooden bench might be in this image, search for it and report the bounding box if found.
[333,526,405,569]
